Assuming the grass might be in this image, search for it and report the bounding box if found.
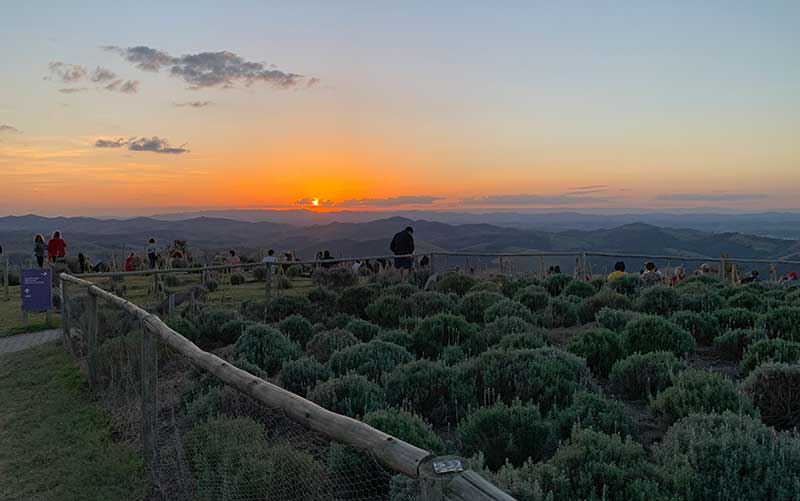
[0,287,60,338]
[0,342,145,501]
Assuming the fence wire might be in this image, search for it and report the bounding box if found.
[63,284,414,501]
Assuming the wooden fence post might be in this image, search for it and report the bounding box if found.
[419,456,515,501]
[581,252,588,280]
[264,262,272,302]
[720,258,726,281]
[429,253,436,275]
[61,277,71,338]
[3,254,8,301]
[87,290,98,388]
[141,324,159,480]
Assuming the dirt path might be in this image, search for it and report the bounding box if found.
[0,329,61,354]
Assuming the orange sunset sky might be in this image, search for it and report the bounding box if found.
[1,2,798,216]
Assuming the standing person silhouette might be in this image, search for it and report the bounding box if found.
[47,231,66,263]
[390,226,415,270]
[34,234,46,268]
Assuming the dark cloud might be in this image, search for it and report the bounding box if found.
[174,101,213,108]
[90,66,116,82]
[47,62,87,82]
[656,192,768,202]
[58,87,87,94]
[336,196,445,208]
[95,138,128,148]
[462,194,611,205]
[105,45,314,89]
[128,137,188,154]
[0,125,20,133]
[94,136,189,154]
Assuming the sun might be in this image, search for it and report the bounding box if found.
[311,198,319,207]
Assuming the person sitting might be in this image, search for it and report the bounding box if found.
[740,270,760,284]
[671,266,686,286]
[781,271,798,287]
[124,252,140,272]
[640,261,663,287]
[607,261,626,281]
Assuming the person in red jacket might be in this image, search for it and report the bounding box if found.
[47,231,67,263]
[124,252,141,272]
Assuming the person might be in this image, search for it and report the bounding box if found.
[262,249,277,265]
[321,250,335,268]
[419,255,430,268]
[547,265,555,276]
[352,259,363,274]
[740,270,760,284]
[78,253,90,273]
[553,265,561,274]
[697,263,713,276]
[781,271,798,287]
[640,261,663,287]
[607,261,626,281]
[146,238,158,269]
[124,252,138,272]
[671,266,686,286]
[34,234,46,268]
[226,249,241,272]
[47,231,66,263]
[390,226,415,270]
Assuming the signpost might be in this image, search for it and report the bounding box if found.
[20,268,53,326]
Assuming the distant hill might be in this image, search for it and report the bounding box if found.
[1,215,798,270]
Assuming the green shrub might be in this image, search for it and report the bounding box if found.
[233,324,301,375]
[579,289,633,323]
[308,374,383,418]
[513,285,551,312]
[483,316,536,346]
[404,291,456,318]
[458,401,553,470]
[567,328,626,378]
[365,294,405,327]
[562,280,596,299]
[229,272,246,285]
[622,315,695,356]
[713,307,759,331]
[464,348,592,412]
[541,297,579,328]
[651,369,755,424]
[468,279,502,293]
[742,363,800,430]
[343,318,381,342]
[363,409,444,453]
[677,286,726,313]
[727,290,766,312]
[609,351,685,400]
[175,304,239,346]
[458,291,505,324]
[323,312,355,330]
[328,340,414,382]
[374,329,414,350]
[762,306,800,341]
[635,286,679,316]
[263,295,311,323]
[496,331,547,350]
[163,273,180,287]
[277,356,331,396]
[680,274,725,288]
[545,274,574,296]
[596,307,640,333]
[484,298,536,324]
[608,274,640,297]
[384,282,419,298]
[552,390,634,440]
[278,314,315,346]
[498,428,662,501]
[713,328,767,360]
[440,344,467,365]
[741,338,800,374]
[311,266,358,288]
[434,272,478,296]
[183,416,326,501]
[669,310,721,345]
[384,360,476,426]
[308,286,337,310]
[335,285,376,318]
[654,412,800,500]
[411,313,483,359]
[204,278,219,292]
[305,328,360,363]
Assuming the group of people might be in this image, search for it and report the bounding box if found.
[607,260,799,288]
[32,231,67,267]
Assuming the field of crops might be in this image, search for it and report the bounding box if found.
[132,267,800,499]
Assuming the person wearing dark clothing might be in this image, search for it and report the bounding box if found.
[147,238,158,269]
[390,227,415,270]
[321,250,335,268]
[740,270,760,284]
[34,234,46,268]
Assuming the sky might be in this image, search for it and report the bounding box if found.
[1,1,798,216]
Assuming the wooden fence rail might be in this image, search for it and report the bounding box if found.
[60,272,513,500]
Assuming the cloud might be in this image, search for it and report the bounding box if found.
[90,67,116,82]
[104,45,314,89]
[94,136,189,154]
[0,125,20,134]
[295,198,334,207]
[335,195,446,208]
[656,192,768,202]
[95,138,129,148]
[461,194,611,205]
[128,137,188,154]
[102,79,140,93]
[174,101,212,108]
[58,87,87,94]
[570,184,607,191]
[47,62,87,82]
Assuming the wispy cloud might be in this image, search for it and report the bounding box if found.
[462,194,611,205]
[336,195,446,208]
[174,101,213,108]
[104,45,315,90]
[95,136,189,154]
[58,87,87,94]
[0,125,20,134]
[47,61,138,94]
[656,192,768,202]
[47,62,87,83]
[90,67,116,82]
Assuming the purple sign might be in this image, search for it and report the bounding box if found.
[20,268,53,312]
